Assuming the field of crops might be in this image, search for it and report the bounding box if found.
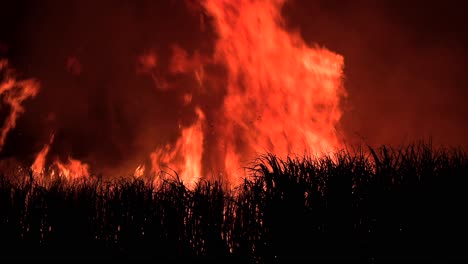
[1,142,467,262]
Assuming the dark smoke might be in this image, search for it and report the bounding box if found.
[0,0,467,176]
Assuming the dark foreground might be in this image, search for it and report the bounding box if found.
[1,143,467,262]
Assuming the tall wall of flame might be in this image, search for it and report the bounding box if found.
[202,0,345,182]
[147,0,346,186]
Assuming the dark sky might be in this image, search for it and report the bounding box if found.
[0,0,467,174]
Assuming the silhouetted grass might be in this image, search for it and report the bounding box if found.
[0,142,467,262]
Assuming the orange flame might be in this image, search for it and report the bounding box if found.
[3,1,347,187]
[134,164,145,178]
[150,107,205,188]
[31,134,55,178]
[53,157,90,180]
[143,0,346,187]
[31,133,90,181]
[203,0,345,184]
[0,59,40,150]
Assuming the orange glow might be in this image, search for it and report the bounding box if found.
[53,157,90,180]
[31,133,90,181]
[134,164,145,178]
[0,59,40,150]
[143,0,346,187]
[137,51,170,90]
[2,1,347,187]
[31,134,54,178]
[170,45,203,74]
[170,45,206,87]
[150,107,205,188]
[203,0,345,184]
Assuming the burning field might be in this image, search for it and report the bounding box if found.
[0,0,467,261]
[1,0,346,186]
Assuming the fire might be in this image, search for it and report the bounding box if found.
[134,164,145,178]
[0,59,40,150]
[147,0,345,186]
[31,134,54,177]
[150,107,205,188]
[2,0,346,187]
[202,0,345,183]
[30,133,90,181]
[53,157,90,180]
[2,60,89,182]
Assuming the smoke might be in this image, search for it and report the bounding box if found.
[0,0,467,180]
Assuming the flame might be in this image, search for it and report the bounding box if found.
[203,0,345,184]
[150,107,205,188]
[31,134,55,178]
[134,164,145,178]
[53,157,90,180]
[0,59,40,150]
[144,0,346,187]
[31,133,90,181]
[2,1,347,187]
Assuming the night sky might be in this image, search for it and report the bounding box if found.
[1,0,467,175]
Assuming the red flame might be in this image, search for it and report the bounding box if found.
[221,0,341,178]
[31,134,54,177]
[0,59,40,150]
[134,164,145,178]
[4,0,346,187]
[53,157,90,180]
[144,0,346,186]
[150,107,205,188]
[31,133,90,181]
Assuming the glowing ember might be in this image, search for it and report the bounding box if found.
[0,59,40,150]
